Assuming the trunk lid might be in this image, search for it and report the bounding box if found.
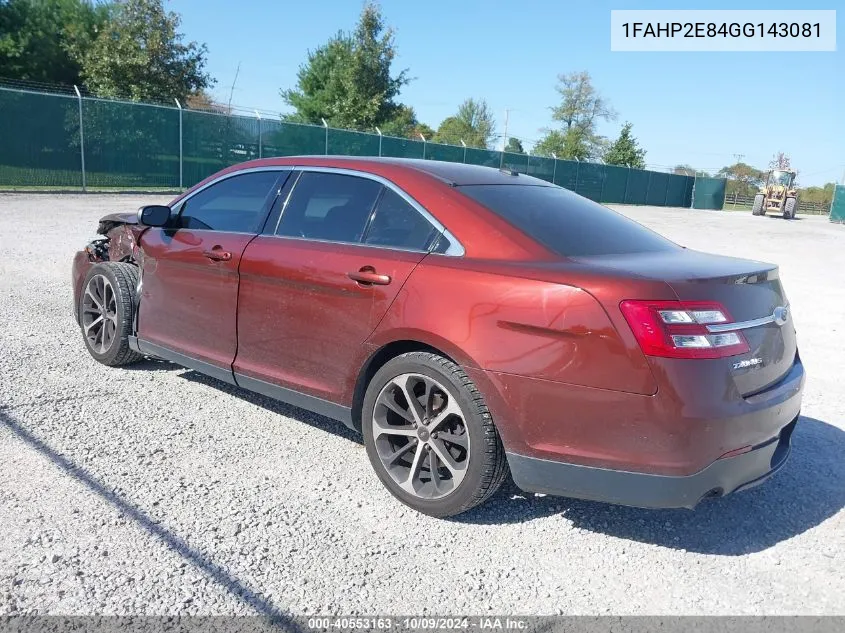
[575,249,797,396]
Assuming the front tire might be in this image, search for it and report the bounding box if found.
[751,194,765,216]
[784,197,797,219]
[362,352,508,518]
[79,262,143,366]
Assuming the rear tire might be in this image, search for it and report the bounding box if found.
[362,351,509,518]
[784,197,797,219]
[79,262,144,367]
[751,194,765,216]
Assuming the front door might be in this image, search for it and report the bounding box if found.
[234,170,444,403]
[137,169,286,378]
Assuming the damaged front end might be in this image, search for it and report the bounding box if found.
[72,212,145,324]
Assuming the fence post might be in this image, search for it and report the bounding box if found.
[419,133,426,159]
[599,166,606,202]
[255,110,262,159]
[375,127,383,157]
[73,85,86,192]
[526,151,530,173]
[623,166,631,203]
[174,98,183,190]
[551,153,557,184]
[460,139,467,163]
[322,118,328,155]
[690,176,697,209]
[574,158,580,194]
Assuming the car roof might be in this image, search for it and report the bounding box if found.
[248,156,555,187]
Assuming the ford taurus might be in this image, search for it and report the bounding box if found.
[72,157,805,517]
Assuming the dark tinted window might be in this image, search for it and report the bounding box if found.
[178,171,280,232]
[277,172,381,243]
[458,184,679,256]
[363,189,439,251]
[430,233,453,254]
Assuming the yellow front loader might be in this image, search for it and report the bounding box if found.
[752,170,799,219]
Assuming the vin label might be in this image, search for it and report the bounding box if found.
[611,10,836,52]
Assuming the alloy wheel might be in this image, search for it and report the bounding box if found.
[372,373,470,499]
[81,274,118,354]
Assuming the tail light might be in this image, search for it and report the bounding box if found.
[619,300,750,359]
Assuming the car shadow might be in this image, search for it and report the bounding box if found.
[178,369,362,444]
[121,358,183,372]
[168,367,844,555]
[0,408,302,631]
[457,416,845,555]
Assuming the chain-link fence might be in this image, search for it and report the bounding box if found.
[0,86,726,209]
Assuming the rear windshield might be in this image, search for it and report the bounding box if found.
[458,184,679,257]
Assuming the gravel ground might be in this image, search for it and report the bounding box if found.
[1,193,843,617]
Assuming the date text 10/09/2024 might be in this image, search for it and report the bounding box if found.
[621,22,821,39]
[306,617,530,630]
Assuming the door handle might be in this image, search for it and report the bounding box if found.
[347,268,391,286]
[203,248,232,262]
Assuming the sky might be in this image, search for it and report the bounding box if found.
[168,0,844,186]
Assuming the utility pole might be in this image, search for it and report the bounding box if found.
[500,108,512,168]
[733,153,745,164]
[227,62,241,112]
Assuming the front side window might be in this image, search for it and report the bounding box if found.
[363,188,439,251]
[458,184,679,257]
[178,171,282,232]
[276,172,382,243]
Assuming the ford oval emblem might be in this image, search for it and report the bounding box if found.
[773,306,789,326]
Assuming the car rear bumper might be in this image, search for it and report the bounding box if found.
[477,353,805,509]
[508,414,797,509]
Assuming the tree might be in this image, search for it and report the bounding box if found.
[414,122,435,140]
[79,0,213,102]
[769,152,792,170]
[504,137,524,154]
[532,128,591,161]
[0,0,108,85]
[800,182,834,205]
[281,2,409,131]
[547,71,616,160]
[718,162,763,183]
[718,162,765,197]
[380,104,433,139]
[432,98,495,148]
[184,90,230,114]
[602,122,645,168]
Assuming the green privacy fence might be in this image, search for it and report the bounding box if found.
[0,86,724,208]
[692,177,727,210]
[831,185,845,223]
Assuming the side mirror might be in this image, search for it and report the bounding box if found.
[137,205,171,227]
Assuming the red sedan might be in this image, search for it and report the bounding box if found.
[72,157,804,517]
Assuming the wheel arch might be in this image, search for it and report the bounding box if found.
[350,334,476,432]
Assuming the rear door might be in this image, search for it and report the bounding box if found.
[137,169,286,378]
[234,169,443,403]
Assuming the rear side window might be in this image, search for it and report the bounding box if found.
[458,184,679,257]
[276,172,382,243]
[178,171,281,232]
[363,189,439,251]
